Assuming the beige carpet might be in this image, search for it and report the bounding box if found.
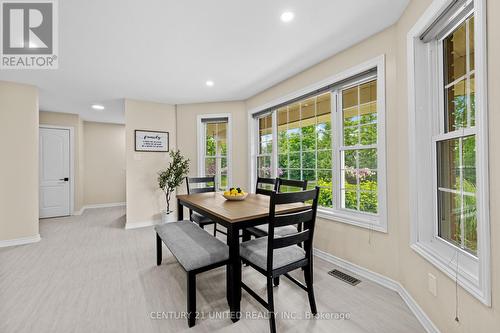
[0,206,424,333]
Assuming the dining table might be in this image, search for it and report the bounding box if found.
[176,192,309,322]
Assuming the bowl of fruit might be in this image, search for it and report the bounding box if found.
[223,187,248,201]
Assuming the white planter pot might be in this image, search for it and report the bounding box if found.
[161,211,178,223]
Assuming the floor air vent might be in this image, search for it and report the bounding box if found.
[328,269,361,286]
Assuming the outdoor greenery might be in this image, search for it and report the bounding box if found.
[438,134,477,253]
[158,150,190,214]
[259,94,379,214]
[205,123,228,190]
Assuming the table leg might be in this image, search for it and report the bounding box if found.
[177,199,184,220]
[226,224,241,322]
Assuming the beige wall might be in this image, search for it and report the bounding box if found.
[245,0,500,331]
[0,81,39,242]
[246,25,401,281]
[176,101,248,193]
[394,1,500,332]
[125,99,176,227]
[83,121,126,205]
[39,111,85,212]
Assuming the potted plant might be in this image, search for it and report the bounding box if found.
[158,150,190,223]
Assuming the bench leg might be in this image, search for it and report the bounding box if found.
[156,233,162,266]
[187,272,196,327]
[273,277,280,287]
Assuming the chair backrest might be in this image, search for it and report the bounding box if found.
[185,176,216,194]
[255,177,278,196]
[266,187,320,272]
[277,178,308,193]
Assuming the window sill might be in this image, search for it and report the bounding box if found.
[317,208,387,233]
[410,240,490,306]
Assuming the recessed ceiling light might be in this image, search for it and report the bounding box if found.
[206,80,214,87]
[280,11,295,22]
[91,104,105,110]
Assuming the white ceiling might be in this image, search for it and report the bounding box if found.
[0,0,409,123]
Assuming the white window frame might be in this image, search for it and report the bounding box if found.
[407,0,490,305]
[197,114,232,190]
[255,112,276,179]
[248,55,387,232]
[332,74,384,229]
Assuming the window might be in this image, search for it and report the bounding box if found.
[408,0,490,305]
[256,113,273,178]
[437,15,477,254]
[276,93,332,202]
[198,115,231,191]
[251,56,386,231]
[339,80,378,214]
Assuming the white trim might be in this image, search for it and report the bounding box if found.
[0,234,41,248]
[313,248,440,333]
[247,55,386,116]
[125,219,161,230]
[73,202,126,216]
[196,113,233,189]
[317,209,387,233]
[39,125,75,216]
[247,55,387,232]
[407,0,490,305]
[331,65,387,232]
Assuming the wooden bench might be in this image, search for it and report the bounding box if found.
[155,221,229,327]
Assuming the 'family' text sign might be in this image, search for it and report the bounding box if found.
[135,130,169,152]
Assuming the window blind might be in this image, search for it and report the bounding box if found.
[200,117,228,123]
[420,0,472,42]
[252,67,376,118]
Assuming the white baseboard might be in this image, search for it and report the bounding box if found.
[125,219,161,230]
[73,202,126,215]
[0,234,41,248]
[313,248,440,333]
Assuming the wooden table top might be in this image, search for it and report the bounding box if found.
[177,192,309,223]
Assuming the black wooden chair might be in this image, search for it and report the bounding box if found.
[277,178,308,193]
[240,187,320,333]
[185,176,226,237]
[247,178,308,239]
[255,177,278,195]
[277,178,309,232]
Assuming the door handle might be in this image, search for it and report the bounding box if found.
[59,178,69,182]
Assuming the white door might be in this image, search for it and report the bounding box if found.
[39,128,71,218]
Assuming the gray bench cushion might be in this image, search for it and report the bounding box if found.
[155,221,229,271]
[240,237,305,270]
[254,224,298,237]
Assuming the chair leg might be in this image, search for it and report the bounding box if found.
[156,233,162,266]
[187,272,196,327]
[304,263,317,315]
[213,224,217,237]
[267,277,277,333]
[242,229,251,242]
[273,277,280,287]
